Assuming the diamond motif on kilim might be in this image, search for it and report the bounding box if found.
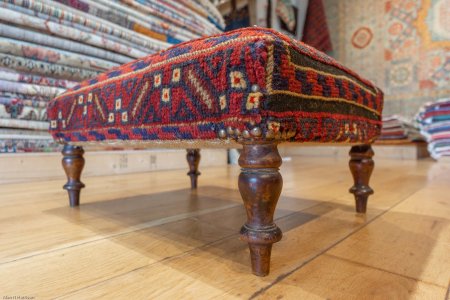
[162,88,170,102]
[230,71,247,89]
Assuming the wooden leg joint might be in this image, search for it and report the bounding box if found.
[186,149,201,189]
[238,142,283,276]
[62,144,85,207]
[349,144,374,213]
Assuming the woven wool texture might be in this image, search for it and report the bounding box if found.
[0,0,223,152]
[48,28,384,145]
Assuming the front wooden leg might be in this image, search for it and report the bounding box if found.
[349,144,374,213]
[62,144,85,207]
[238,142,283,276]
[186,149,201,189]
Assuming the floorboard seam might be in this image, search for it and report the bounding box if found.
[52,210,304,299]
[1,170,433,298]
[248,188,424,299]
[52,231,243,299]
[325,253,446,288]
[0,203,240,266]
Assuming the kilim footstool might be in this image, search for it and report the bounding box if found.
[48,27,383,276]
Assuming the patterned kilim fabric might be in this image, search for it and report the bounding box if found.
[48,27,384,146]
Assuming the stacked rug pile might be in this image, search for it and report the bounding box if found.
[0,0,224,153]
[416,98,450,160]
[378,115,424,143]
[379,116,408,141]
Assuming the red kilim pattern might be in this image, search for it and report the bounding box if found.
[48,27,384,145]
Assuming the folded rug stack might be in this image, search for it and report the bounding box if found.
[379,115,424,143]
[416,98,450,160]
[380,115,408,141]
[0,0,224,152]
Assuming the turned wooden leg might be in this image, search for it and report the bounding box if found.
[186,149,201,189]
[62,144,85,207]
[349,144,374,213]
[238,142,283,276]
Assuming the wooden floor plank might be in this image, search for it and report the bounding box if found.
[0,156,448,299]
[0,218,236,299]
[55,179,423,299]
[326,185,450,288]
[0,186,239,263]
[255,255,446,300]
[257,167,450,299]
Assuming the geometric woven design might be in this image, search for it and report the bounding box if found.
[48,27,384,146]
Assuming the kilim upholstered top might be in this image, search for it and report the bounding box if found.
[48,27,384,147]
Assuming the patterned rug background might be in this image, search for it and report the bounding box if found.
[324,0,450,119]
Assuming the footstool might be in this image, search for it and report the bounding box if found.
[48,27,383,276]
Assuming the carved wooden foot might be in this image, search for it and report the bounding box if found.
[238,142,283,276]
[62,144,85,207]
[349,144,374,213]
[186,149,201,189]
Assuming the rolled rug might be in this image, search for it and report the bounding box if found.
[2,0,171,53]
[141,0,222,35]
[0,54,100,81]
[177,0,225,31]
[53,0,188,43]
[0,24,132,64]
[0,38,119,72]
[0,96,49,109]
[0,3,154,57]
[192,0,226,30]
[0,91,52,103]
[0,68,78,89]
[0,80,66,99]
[113,0,220,37]
[0,97,48,122]
[0,117,49,130]
[0,7,149,58]
[4,5,162,56]
[87,0,201,42]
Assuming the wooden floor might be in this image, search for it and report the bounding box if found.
[1,156,449,299]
